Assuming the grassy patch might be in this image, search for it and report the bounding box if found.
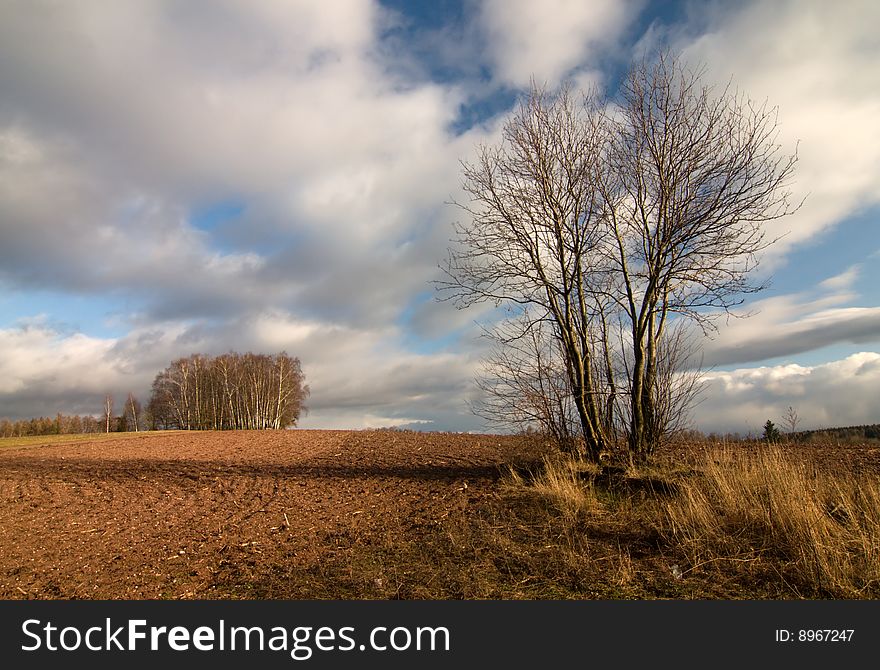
[662,446,880,597]
[0,431,176,449]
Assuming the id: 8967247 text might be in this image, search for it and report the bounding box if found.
[775,629,854,642]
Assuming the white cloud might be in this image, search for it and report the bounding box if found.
[479,0,639,87]
[0,1,480,328]
[0,1,492,429]
[818,264,862,291]
[299,413,434,431]
[0,311,485,430]
[699,352,880,434]
[0,320,119,416]
[678,0,880,255]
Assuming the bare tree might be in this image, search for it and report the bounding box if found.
[782,406,800,435]
[148,352,308,431]
[104,394,113,434]
[601,53,798,457]
[442,50,798,462]
[474,313,583,454]
[127,393,141,432]
[443,83,617,461]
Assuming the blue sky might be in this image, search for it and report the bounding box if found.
[1,0,879,433]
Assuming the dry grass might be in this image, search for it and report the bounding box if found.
[491,454,665,597]
[0,431,174,449]
[662,446,880,597]
[480,443,880,598]
[505,454,602,520]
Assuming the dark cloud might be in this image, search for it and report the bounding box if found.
[704,309,880,367]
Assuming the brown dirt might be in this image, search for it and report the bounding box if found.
[0,430,541,599]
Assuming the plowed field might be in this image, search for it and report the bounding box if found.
[0,430,540,599]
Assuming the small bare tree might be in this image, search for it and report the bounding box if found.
[782,406,800,435]
[127,393,141,432]
[641,322,706,449]
[104,394,113,434]
[474,313,583,454]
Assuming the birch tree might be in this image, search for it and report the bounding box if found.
[147,352,308,430]
[127,393,141,432]
[104,394,113,434]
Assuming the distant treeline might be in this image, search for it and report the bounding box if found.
[1,351,308,437]
[0,414,119,438]
[148,352,308,430]
[792,424,880,443]
[691,424,880,444]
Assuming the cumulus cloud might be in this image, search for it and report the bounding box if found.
[479,0,639,87]
[0,1,500,427]
[0,1,477,323]
[0,320,126,417]
[699,353,880,434]
[677,0,880,257]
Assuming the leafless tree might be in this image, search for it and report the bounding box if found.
[636,322,706,449]
[601,53,799,457]
[782,405,800,435]
[104,394,113,434]
[148,352,308,431]
[127,393,141,432]
[474,312,583,454]
[442,50,798,462]
[442,83,617,461]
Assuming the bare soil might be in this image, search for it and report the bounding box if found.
[0,430,541,599]
[3,431,878,600]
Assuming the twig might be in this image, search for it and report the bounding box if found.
[681,552,762,576]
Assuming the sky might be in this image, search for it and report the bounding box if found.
[1,0,879,436]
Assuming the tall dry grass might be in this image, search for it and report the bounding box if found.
[501,454,648,594]
[506,453,602,520]
[506,444,880,597]
[663,446,880,597]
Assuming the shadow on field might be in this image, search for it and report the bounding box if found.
[0,457,504,484]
